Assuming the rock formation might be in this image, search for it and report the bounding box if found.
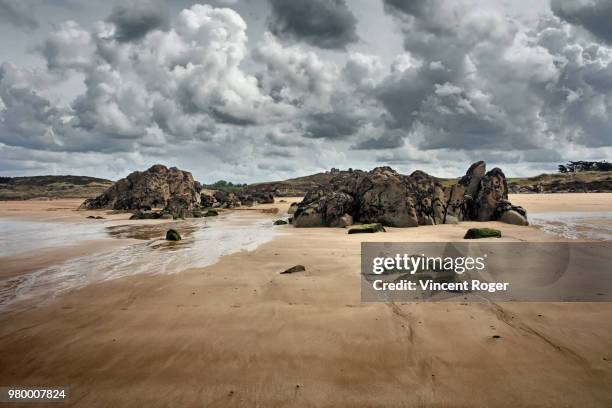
[293,161,528,228]
[81,165,201,215]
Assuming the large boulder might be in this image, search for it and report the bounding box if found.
[475,168,508,221]
[81,165,200,212]
[293,189,355,227]
[293,167,444,228]
[292,161,527,228]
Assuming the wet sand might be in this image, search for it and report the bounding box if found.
[0,195,611,407]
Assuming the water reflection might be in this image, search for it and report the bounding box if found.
[0,213,279,311]
[529,211,612,240]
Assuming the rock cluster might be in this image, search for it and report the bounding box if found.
[293,161,527,228]
[81,165,201,215]
[199,190,274,208]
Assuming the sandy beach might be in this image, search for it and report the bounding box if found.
[1,194,612,407]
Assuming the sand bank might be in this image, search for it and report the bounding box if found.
[510,192,612,213]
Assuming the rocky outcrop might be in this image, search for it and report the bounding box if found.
[293,162,528,228]
[81,165,200,214]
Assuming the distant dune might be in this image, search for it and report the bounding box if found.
[0,175,113,200]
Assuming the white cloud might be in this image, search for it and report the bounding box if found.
[253,32,339,107]
[343,52,385,90]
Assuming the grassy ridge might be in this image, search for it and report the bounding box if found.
[507,171,612,192]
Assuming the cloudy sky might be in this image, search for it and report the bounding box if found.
[0,0,611,182]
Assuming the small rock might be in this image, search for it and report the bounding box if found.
[281,265,306,274]
[499,210,528,226]
[464,228,501,239]
[348,223,386,234]
[274,219,288,225]
[165,229,182,241]
[130,210,165,220]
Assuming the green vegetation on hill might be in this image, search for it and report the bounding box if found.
[0,175,113,200]
[202,180,247,193]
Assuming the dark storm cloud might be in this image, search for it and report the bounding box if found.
[107,0,168,42]
[0,0,39,31]
[383,0,428,19]
[351,130,405,150]
[304,111,361,139]
[267,0,358,49]
[551,0,612,44]
[265,130,308,147]
[211,108,257,127]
